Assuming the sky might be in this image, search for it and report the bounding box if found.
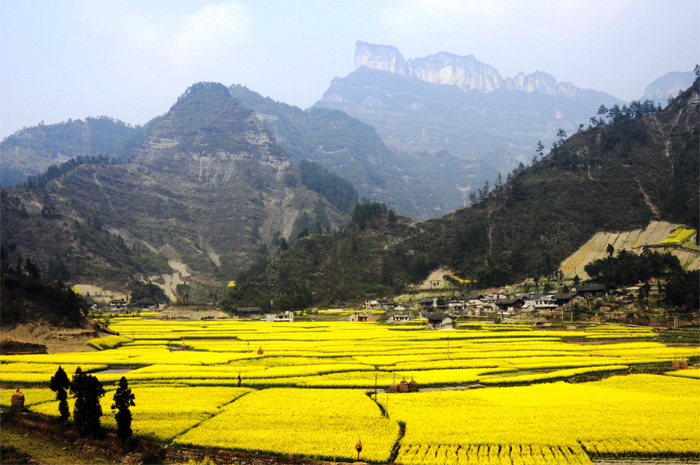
[1,0,698,139]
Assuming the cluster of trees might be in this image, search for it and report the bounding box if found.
[49,366,134,444]
[585,246,682,286]
[275,281,313,311]
[351,201,394,230]
[23,155,120,189]
[1,246,87,327]
[588,100,661,128]
[299,160,358,212]
[130,282,170,304]
[584,247,699,313]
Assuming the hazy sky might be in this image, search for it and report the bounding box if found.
[1,0,698,138]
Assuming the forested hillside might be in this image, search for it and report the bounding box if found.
[0,116,155,186]
[227,77,700,308]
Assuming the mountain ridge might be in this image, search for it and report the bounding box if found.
[229,84,496,219]
[318,42,628,174]
[354,41,614,98]
[0,83,351,300]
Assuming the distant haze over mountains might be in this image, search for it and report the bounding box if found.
[354,41,589,98]
[318,41,630,174]
[641,71,696,104]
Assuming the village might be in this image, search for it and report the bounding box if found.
[85,264,689,332]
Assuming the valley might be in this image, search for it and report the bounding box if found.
[2,3,698,465]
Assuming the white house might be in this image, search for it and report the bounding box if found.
[522,294,558,312]
[265,311,294,322]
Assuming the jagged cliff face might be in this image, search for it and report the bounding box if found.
[354,41,583,97]
[318,42,627,174]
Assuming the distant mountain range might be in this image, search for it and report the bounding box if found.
[1,47,696,303]
[316,41,628,174]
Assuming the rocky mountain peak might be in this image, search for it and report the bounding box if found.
[352,41,590,98]
[410,51,504,92]
[137,81,287,181]
[355,41,408,75]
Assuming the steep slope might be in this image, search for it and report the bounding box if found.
[1,83,349,300]
[560,221,699,280]
[0,116,152,186]
[317,42,626,174]
[229,85,496,219]
[230,77,700,308]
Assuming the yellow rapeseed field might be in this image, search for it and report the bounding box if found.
[1,319,698,462]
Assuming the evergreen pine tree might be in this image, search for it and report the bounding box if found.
[70,367,106,438]
[111,376,135,445]
[49,366,70,423]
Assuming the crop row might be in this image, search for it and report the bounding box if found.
[396,444,592,465]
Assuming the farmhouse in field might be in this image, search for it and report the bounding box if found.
[236,307,262,318]
[265,311,294,323]
[109,299,128,309]
[522,293,559,312]
[349,311,377,322]
[427,314,454,330]
[388,313,410,323]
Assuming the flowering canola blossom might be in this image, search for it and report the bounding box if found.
[384,374,699,464]
[174,388,400,462]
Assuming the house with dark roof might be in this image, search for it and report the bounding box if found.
[552,292,585,307]
[236,307,262,318]
[427,314,454,330]
[495,298,524,312]
[572,285,610,297]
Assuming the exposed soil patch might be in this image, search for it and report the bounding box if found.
[157,307,230,320]
[0,340,48,355]
[1,318,114,354]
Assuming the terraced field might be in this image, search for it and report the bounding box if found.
[560,221,699,279]
[1,320,698,463]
